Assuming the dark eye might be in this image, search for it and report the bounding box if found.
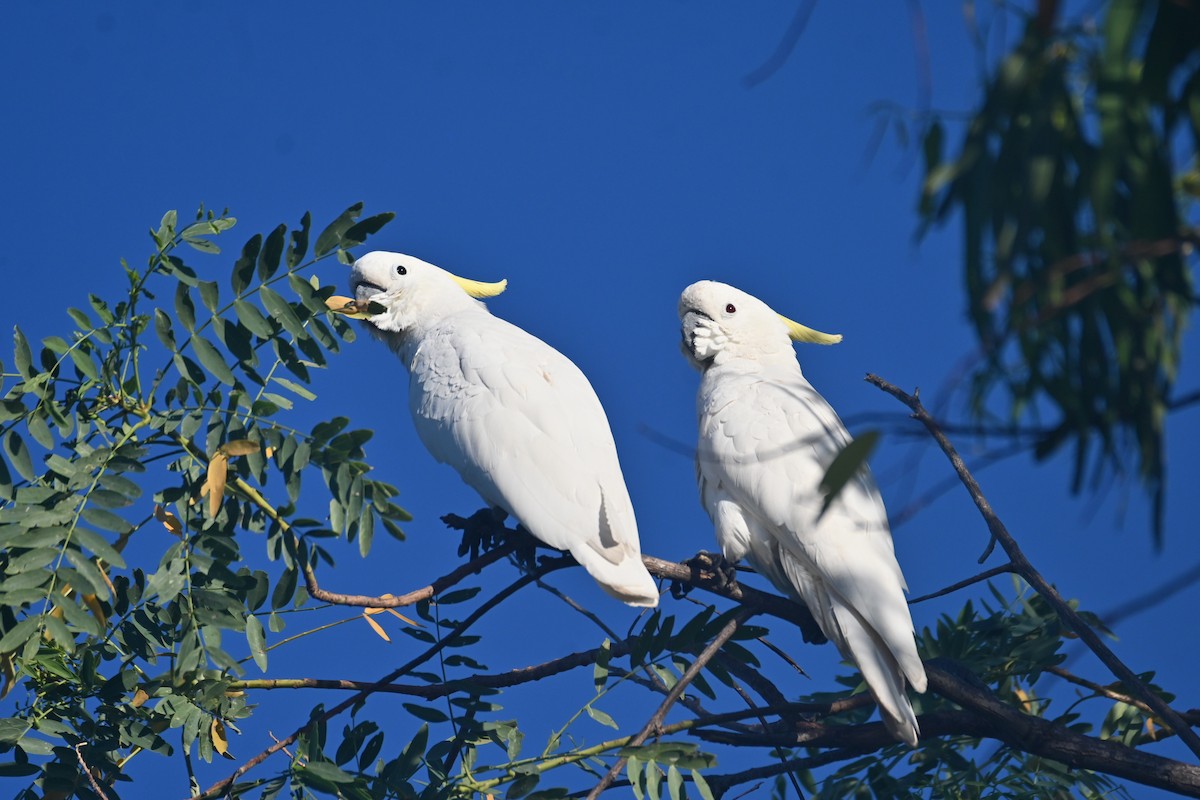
[395,265,407,276]
[725,303,736,314]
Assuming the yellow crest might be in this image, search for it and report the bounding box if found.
[449,274,508,298]
[780,314,842,345]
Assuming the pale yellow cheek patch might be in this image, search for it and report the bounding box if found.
[325,295,386,319]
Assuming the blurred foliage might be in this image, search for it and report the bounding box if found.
[919,0,1199,544]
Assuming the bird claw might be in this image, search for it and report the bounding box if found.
[682,550,739,592]
[444,507,510,559]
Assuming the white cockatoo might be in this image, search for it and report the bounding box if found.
[348,251,659,607]
[678,280,926,745]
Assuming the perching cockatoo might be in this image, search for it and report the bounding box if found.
[678,280,926,745]
[348,251,659,607]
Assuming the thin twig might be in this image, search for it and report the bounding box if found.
[74,744,111,800]
[743,0,820,88]
[586,609,754,799]
[908,562,1016,604]
[866,373,1200,761]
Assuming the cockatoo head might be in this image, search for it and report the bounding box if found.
[678,280,842,369]
[349,251,507,336]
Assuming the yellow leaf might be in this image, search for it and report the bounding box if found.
[222,439,260,457]
[131,689,150,708]
[362,612,391,642]
[1145,718,1159,740]
[207,453,228,518]
[264,446,275,459]
[82,594,108,628]
[367,594,421,627]
[211,718,234,759]
[154,505,184,537]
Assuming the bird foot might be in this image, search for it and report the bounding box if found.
[443,507,511,559]
[676,550,739,596]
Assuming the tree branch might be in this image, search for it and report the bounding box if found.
[191,556,574,800]
[642,555,825,644]
[586,608,754,799]
[907,562,1016,604]
[698,661,1200,798]
[866,373,1200,761]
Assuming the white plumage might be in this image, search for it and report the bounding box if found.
[678,280,926,745]
[350,251,658,607]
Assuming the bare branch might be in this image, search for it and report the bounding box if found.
[908,562,1016,604]
[303,541,517,607]
[74,744,111,800]
[643,554,826,644]
[866,373,1200,761]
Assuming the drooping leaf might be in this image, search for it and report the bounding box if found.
[817,430,881,521]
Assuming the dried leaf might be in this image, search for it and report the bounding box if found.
[211,718,234,759]
[154,505,184,537]
[365,595,420,627]
[82,594,108,628]
[131,689,151,708]
[207,453,228,517]
[362,612,391,642]
[222,439,260,457]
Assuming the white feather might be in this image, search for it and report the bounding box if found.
[351,252,658,607]
[682,280,926,745]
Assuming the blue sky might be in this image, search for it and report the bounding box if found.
[2,3,1198,796]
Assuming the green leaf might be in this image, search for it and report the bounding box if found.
[233,299,275,339]
[246,614,268,672]
[594,638,611,693]
[358,507,373,558]
[395,724,429,781]
[690,770,715,800]
[259,287,306,339]
[342,212,396,248]
[154,309,177,351]
[232,234,261,295]
[192,336,236,386]
[4,431,36,482]
[0,616,42,653]
[73,527,128,567]
[667,766,683,800]
[258,224,286,282]
[314,203,365,257]
[585,706,618,729]
[198,280,220,313]
[629,756,645,800]
[817,429,881,521]
[271,377,316,401]
[12,326,33,379]
[182,235,220,254]
[506,774,539,800]
[26,412,54,449]
[67,347,100,381]
[174,283,197,332]
[286,211,312,267]
[173,353,206,385]
[300,761,356,784]
[402,703,448,723]
[81,506,133,534]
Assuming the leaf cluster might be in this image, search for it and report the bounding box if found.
[918,0,1199,544]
